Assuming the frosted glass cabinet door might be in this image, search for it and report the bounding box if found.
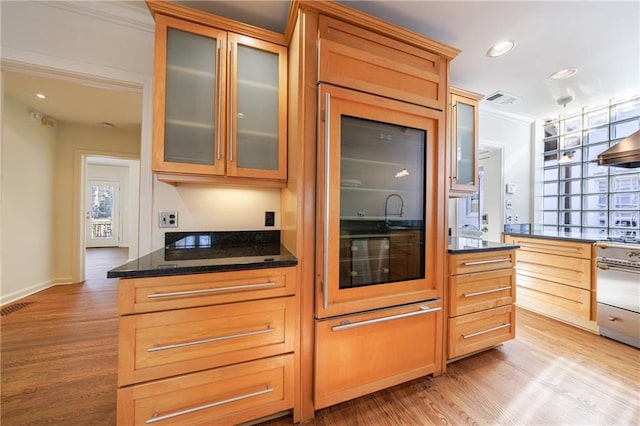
[227,34,287,179]
[153,15,227,176]
[450,92,479,193]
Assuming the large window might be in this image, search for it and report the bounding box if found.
[541,96,640,239]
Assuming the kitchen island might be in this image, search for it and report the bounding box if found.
[503,232,598,332]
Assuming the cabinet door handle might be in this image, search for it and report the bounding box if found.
[216,39,224,161]
[228,41,235,162]
[145,385,273,423]
[462,258,511,266]
[462,323,511,339]
[146,282,276,299]
[147,326,274,352]
[331,305,441,331]
[519,242,580,253]
[322,91,331,310]
[463,286,512,298]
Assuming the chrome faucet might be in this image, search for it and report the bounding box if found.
[384,193,404,226]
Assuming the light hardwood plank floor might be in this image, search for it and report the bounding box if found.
[1,251,638,425]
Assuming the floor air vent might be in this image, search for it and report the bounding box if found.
[1,302,34,316]
[485,91,520,105]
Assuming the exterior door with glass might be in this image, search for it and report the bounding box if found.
[86,179,119,248]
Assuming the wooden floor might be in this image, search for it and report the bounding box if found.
[1,249,638,425]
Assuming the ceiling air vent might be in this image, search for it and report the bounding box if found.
[485,91,520,105]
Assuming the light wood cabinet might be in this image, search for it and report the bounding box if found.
[150,10,287,186]
[116,266,297,424]
[503,235,597,332]
[118,266,295,315]
[449,87,483,197]
[286,1,458,420]
[118,297,295,386]
[117,354,294,426]
[317,15,446,110]
[314,300,442,410]
[447,250,516,360]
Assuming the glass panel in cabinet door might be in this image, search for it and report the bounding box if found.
[235,44,280,171]
[339,116,425,289]
[456,101,475,185]
[164,28,218,166]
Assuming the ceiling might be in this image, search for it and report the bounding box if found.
[3,0,638,126]
[3,70,143,130]
[174,0,640,120]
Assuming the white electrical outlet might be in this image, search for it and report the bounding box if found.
[506,199,513,209]
[159,211,178,228]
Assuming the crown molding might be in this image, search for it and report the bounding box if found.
[39,0,154,33]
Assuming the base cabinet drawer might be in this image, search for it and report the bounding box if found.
[449,251,515,275]
[118,267,296,314]
[117,354,294,426]
[517,284,592,323]
[449,268,515,316]
[448,305,515,359]
[314,301,442,410]
[119,297,296,386]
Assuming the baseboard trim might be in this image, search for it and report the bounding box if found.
[0,277,77,306]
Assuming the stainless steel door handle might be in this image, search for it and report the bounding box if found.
[146,282,276,298]
[331,305,441,331]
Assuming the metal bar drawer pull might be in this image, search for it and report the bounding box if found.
[463,286,512,298]
[148,327,274,352]
[146,282,276,299]
[462,258,511,267]
[332,306,441,332]
[462,323,511,339]
[146,385,273,423]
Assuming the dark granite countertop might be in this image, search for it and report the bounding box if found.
[107,231,298,279]
[448,237,519,254]
[502,230,602,244]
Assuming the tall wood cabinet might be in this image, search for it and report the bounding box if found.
[148,3,288,186]
[283,2,459,420]
[449,87,483,197]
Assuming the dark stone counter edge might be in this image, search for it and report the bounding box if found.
[502,232,600,244]
[107,258,298,279]
[447,244,519,254]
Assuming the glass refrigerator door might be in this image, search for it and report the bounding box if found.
[318,84,441,318]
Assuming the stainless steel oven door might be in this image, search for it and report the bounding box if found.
[596,262,639,313]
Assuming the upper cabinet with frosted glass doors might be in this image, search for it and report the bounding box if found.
[449,87,483,196]
[149,7,287,186]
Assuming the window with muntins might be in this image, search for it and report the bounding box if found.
[541,96,640,239]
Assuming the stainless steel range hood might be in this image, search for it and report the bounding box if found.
[597,130,640,168]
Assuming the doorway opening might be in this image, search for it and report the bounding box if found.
[83,156,140,281]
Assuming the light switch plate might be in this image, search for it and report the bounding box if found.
[159,211,178,228]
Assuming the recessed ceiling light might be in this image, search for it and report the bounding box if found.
[33,92,47,100]
[548,67,578,81]
[486,40,516,57]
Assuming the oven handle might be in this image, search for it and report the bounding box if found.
[331,306,441,331]
[596,242,640,255]
[597,263,639,274]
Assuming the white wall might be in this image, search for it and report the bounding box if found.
[1,96,57,304]
[479,148,504,241]
[152,181,281,249]
[479,108,534,225]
